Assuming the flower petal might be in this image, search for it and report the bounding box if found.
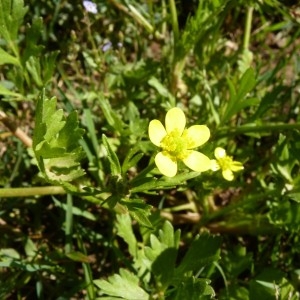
[155,152,177,177]
[165,107,186,134]
[149,120,167,147]
[210,159,220,171]
[185,125,210,149]
[214,147,226,159]
[230,161,244,172]
[222,169,234,181]
[182,150,211,172]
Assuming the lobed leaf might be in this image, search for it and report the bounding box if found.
[94,268,149,300]
[33,91,85,186]
[175,234,221,276]
[173,277,215,300]
[0,0,28,42]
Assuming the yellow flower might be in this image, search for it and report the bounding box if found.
[211,147,244,181]
[148,107,211,177]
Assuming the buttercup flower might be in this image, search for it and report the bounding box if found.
[211,147,244,181]
[148,107,211,177]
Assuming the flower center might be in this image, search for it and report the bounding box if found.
[160,129,188,159]
[217,156,233,170]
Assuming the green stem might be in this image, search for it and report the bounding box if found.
[77,230,96,300]
[65,194,73,254]
[243,6,254,50]
[169,0,179,43]
[207,217,279,235]
[0,186,66,197]
[161,0,167,36]
[128,4,154,34]
[83,13,101,65]
[162,202,197,213]
[215,122,300,138]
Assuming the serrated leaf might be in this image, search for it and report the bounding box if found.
[0,0,28,42]
[151,248,177,288]
[159,220,179,248]
[22,17,44,62]
[175,234,221,276]
[94,268,149,300]
[26,56,43,87]
[129,209,153,229]
[174,277,215,300]
[121,200,153,228]
[102,134,121,176]
[33,91,85,186]
[42,51,59,84]
[144,221,180,263]
[116,214,138,258]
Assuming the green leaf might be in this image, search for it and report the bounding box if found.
[236,68,256,100]
[53,197,96,221]
[24,237,37,257]
[151,248,177,288]
[66,251,91,263]
[129,209,153,229]
[249,268,297,300]
[287,190,300,203]
[102,134,121,176]
[25,51,59,87]
[122,144,144,174]
[145,221,180,262]
[219,285,249,300]
[222,68,259,123]
[26,56,43,87]
[173,277,215,300]
[130,171,201,193]
[148,77,175,104]
[116,214,138,258]
[0,0,28,42]
[175,234,221,276]
[159,220,180,248]
[22,17,45,62]
[175,1,224,61]
[98,93,125,134]
[0,47,20,65]
[0,248,20,259]
[42,51,59,84]
[121,199,153,228]
[33,91,85,187]
[94,268,149,300]
[0,82,21,97]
